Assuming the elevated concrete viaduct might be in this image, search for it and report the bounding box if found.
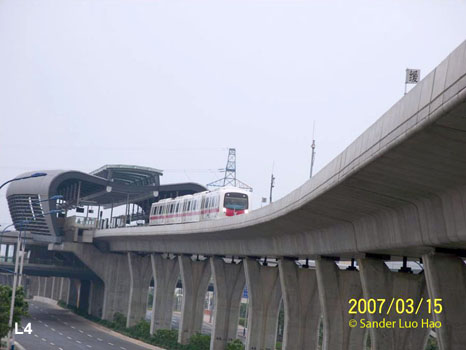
[10,41,466,349]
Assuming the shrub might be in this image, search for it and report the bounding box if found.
[187,333,210,350]
[425,336,438,350]
[151,329,180,348]
[227,339,244,350]
[128,320,150,339]
[112,312,127,330]
[0,285,28,339]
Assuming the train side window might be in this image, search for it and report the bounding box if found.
[187,201,191,211]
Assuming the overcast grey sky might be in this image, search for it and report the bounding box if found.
[1,0,466,225]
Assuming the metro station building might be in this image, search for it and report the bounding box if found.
[6,164,206,243]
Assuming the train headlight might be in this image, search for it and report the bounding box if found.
[245,210,249,214]
[223,208,227,213]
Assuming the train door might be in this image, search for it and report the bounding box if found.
[174,200,182,224]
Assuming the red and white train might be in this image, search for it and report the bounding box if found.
[149,187,250,225]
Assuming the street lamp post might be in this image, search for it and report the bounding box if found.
[4,219,29,350]
[0,172,47,350]
[6,209,62,350]
[0,173,47,191]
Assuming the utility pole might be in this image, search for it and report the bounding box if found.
[310,121,316,178]
[269,173,275,203]
[310,139,316,178]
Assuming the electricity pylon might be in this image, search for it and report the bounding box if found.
[207,148,253,191]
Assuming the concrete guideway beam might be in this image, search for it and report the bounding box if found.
[316,258,365,350]
[358,257,430,350]
[127,252,152,327]
[178,255,211,344]
[150,254,179,334]
[244,258,282,350]
[210,257,245,350]
[278,258,320,350]
[423,252,466,350]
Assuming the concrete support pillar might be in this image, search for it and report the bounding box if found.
[278,258,321,350]
[59,277,64,301]
[52,277,61,300]
[40,276,47,297]
[79,280,91,313]
[150,254,179,334]
[210,257,245,350]
[178,255,211,344]
[99,255,130,321]
[55,277,62,300]
[423,252,466,350]
[68,279,81,308]
[243,258,282,350]
[59,278,71,304]
[29,276,40,297]
[88,279,105,318]
[45,277,53,298]
[358,257,430,350]
[50,277,56,299]
[52,243,130,321]
[315,258,365,350]
[127,253,152,327]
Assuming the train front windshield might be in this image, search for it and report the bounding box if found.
[224,192,249,210]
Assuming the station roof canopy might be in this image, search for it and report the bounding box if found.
[91,164,163,186]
